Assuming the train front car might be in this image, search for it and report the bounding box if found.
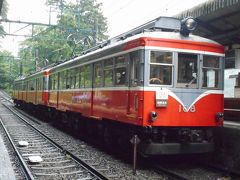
[136,18,225,155]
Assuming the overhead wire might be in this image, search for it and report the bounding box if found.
[104,0,138,17]
[121,0,190,33]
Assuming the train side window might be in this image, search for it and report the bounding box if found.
[84,65,92,88]
[104,59,113,87]
[149,51,173,85]
[69,69,75,89]
[115,55,127,86]
[40,77,43,90]
[49,76,52,90]
[75,67,80,89]
[130,51,141,86]
[202,55,221,89]
[59,71,66,90]
[36,78,39,90]
[80,67,84,88]
[66,70,70,89]
[94,62,103,87]
[50,74,55,90]
[55,74,59,90]
[177,53,198,88]
[29,80,35,91]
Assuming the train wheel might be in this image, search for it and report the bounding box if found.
[103,127,118,152]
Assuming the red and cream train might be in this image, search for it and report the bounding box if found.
[13,17,225,155]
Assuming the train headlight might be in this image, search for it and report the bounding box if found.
[180,17,197,37]
[185,18,197,31]
[216,112,224,122]
[150,111,158,122]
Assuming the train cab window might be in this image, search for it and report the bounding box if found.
[104,59,113,87]
[149,51,173,85]
[94,62,103,87]
[177,53,198,88]
[115,55,127,86]
[202,55,221,89]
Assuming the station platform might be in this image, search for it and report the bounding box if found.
[0,133,16,180]
[224,120,240,129]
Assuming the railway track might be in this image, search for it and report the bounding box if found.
[0,102,109,180]
[1,90,240,179]
[153,157,240,180]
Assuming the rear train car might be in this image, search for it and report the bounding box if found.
[13,69,50,111]
[13,17,225,155]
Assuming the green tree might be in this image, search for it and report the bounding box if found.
[19,0,108,74]
[0,50,19,91]
[0,1,8,38]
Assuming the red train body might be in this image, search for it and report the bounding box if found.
[13,17,225,155]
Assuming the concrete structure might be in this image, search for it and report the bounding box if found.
[0,134,16,180]
[176,0,240,97]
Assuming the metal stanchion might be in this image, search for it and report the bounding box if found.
[130,134,140,175]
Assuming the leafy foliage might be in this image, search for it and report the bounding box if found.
[0,51,19,92]
[0,0,8,38]
[19,0,108,74]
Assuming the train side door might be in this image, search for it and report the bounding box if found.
[127,51,142,122]
[57,72,60,108]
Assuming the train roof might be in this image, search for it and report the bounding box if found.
[47,30,223,72]
[17,17,224,80]
[14,68,51,82]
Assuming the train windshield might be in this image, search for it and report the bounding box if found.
[202,55,221,89]
[177,53,198,88]
[148,51,222,89]
[149,51,173,85]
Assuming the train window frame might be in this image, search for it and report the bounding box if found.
[104,58,114,87]
[49,74,56,90]
[84,64,92,88]
[94,61,103,88]
[59,70,66,90]
[66,70,71,89]
[202,55,221,89]
[176,53,199,89]
[114,55,127,86]
[49,75,52,90]
[149,51,173,86]
[129,50,141,87]
[75,67,80,89]
[69,68,76,89]
[79,66,84,88]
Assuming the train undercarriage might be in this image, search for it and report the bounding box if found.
[14,100,215,156]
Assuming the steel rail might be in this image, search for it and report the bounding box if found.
[0,118,35,180]
[2,102,109,180]
[154,166,189,180]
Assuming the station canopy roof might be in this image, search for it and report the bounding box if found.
[176,0,240,46]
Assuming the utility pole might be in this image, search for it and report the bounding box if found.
[93,18,99,46]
